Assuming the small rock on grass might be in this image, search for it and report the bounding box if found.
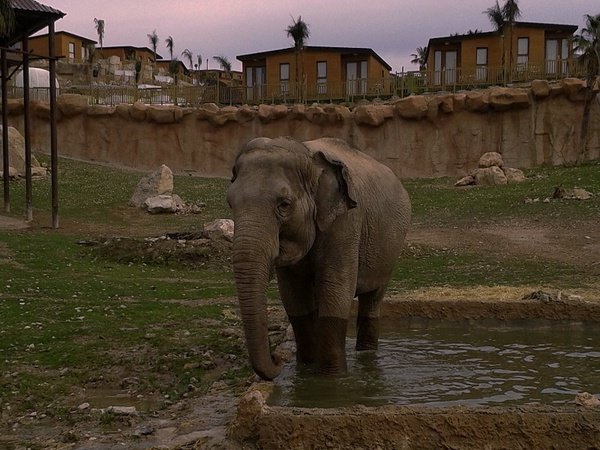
[575,392,600,408]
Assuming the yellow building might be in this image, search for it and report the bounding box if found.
[97,46,159,65]
[237,46,392,103]
[425,21,578,88]
[28,31,96,63]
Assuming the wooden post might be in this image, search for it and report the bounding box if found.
[49,22,59,228]
[1,48,9,213]
[22,37,32,221]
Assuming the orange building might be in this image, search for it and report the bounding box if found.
[97,46,159,64]
[237,46,392,103]
[425,21,578,87]
[28,31,96,63]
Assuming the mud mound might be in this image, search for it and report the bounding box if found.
[80,231,232,270]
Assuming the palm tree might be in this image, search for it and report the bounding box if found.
[0,0,15,38]
[147,30,159,64]
[93,18,105,53]
[165,35,174,60]
[573,13,600,161]
[410,46,427,71]
[212,55,231,78]
[483,0,521,81]
[196,53,203,70]
[286,15,310,101]
[181,48,193,70]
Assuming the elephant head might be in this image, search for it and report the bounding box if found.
[227,136,356,380]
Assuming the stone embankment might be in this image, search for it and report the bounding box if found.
[3,78,599,179]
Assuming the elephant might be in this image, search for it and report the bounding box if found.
[227,136,411,380]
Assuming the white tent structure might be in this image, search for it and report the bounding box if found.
[14,68,59,100]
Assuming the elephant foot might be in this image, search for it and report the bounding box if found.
[289,312,318,365]
[356,316,380,351]
[317,316,348,375]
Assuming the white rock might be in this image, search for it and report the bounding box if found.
[203,218,235,242]
[503,167,526,183]
[129,164,173,207]
[474,166,508,186]
[478,151,504,168]
[144,194,183,214]
[106,406,138,416]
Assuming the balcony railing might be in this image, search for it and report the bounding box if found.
[6,59,587,107]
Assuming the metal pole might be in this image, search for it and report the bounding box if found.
[1,48,9,213]
[23,37,32,221]
[49,22,59,228]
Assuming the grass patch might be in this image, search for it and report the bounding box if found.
[1,155,599,422]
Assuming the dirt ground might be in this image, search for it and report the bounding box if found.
[1,214,599,449]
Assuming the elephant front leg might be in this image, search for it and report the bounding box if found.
[316,316,348,374]
[277,268,318,365]
[356,286,386,351]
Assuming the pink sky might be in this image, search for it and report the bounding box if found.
[39,0,599,72]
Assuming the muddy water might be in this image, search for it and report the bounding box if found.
[268,319,600,408]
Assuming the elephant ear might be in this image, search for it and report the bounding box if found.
[313,151,358,231]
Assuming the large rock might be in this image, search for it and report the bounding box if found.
[394,96,428,119]
[503,167,526,183]
[478,152,504,168]
[474,166,508,185]
[489,87,530,111]
[561,78,586,102]
[531,79,551,98]
[144,194,184,214]
[354,104,392,126]
[0,126,42,174]
[203,218,234,242]
[57,94,88,116]
[129,164,173,207]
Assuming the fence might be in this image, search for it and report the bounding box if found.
[7,61,588,107]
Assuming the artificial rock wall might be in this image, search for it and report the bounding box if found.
[4,78,600,179]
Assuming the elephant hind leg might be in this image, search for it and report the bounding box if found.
[356,286,386,351]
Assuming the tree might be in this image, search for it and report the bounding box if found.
[285,15,310,101]
[574,13,600,161]
[410,46,427,71]
[483,0,521,81]
[212,55,231,78]
[181,48,193,70]
[196,53,203,70]
[165,35,174,60]
[93,18,105,51]
[0,0,15,38]
[147,30,159,63]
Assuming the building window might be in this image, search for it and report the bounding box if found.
[68,42,75,61]
[81,45,88,62]
[516,37,529,70]
[279,63,289,95]
[316,61,327,94]
[476,47,488,81]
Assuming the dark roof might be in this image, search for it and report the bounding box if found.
[428,21,578,47]
[10,0,63,15]
[30,30,96,44]
[237,46,392,71]
[425,21,579,61]
[1,0,65,47]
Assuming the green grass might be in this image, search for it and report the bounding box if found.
[1,155,599,423]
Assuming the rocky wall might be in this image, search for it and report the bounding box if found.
[4,78,600,179]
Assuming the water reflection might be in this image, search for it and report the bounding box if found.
[269,319,600,408]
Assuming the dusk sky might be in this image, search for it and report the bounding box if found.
[40,0,599,73]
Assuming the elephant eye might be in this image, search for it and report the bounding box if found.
[276,197,293,217]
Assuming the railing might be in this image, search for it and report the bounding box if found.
[7,60,588,107]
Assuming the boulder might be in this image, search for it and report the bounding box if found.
[203,218,234,242]
[57,94,89,116]
[144,194,184,214]
[474,166,507,186]
[575,392,600,408]
[129,164,173,207]
[0,126,42,174]
[0,166,19,179]
[531,79,551,98]
[394,95,428,119]
[465,91,490,112]
[561,78,586,102]
[210,106,239,126]
[489,87,530,111]
[503,167,526,183]
[147,106,178,124]
[354,104,389,126]
[454,175,475,187]
[478,151,504,168]
[130,101,148,121]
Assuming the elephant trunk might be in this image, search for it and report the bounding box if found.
[232,217,281,380]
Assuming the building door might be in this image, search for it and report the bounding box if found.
[433,50,457,86]
[346,61,358,96]
[546,39,569,75]
[445,51,457,84]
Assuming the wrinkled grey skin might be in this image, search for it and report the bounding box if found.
[227,136,411,380]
